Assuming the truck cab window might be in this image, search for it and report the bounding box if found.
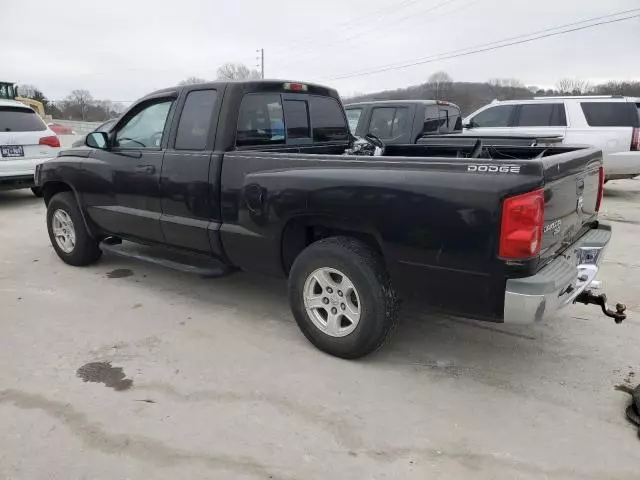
[236,94,285,147]
[283,100,310,139]
[368,107,410,139]
[345,108,362,134]
[368,108,394,138]
[423,106,443,134]
[469,105,515,128]
[115,100,173,149]
[175,90,218,150]
[310,96,349,142]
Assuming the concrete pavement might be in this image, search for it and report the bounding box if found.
[1,181,639,479]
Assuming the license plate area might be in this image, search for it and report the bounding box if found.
[1,146,24,158]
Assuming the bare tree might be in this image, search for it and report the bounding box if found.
[487,78,527,100]
[427,71,453,100]
[556,78,591,95]
[65,89,93,120]
[216,63,261,81]
[488,78,525,89]
[179,76,207,85]
[16,84,38,98]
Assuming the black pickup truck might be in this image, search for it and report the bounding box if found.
[35,80,624,358]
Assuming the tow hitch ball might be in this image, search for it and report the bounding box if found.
[574,290,627,323]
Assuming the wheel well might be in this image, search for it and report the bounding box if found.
[42,181,73,205]
[281,219,383,275]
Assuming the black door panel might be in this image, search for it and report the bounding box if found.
[80,97,175,242]
[160,152,213,252]
[84,149,165,241]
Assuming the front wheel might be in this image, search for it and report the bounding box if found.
[288,237,399,359]
[47,192,102,266]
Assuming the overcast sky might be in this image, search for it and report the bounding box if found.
[2,0,639,103]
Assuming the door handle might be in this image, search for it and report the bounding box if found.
[135,165,155,174]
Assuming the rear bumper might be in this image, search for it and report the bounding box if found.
[0,174,35,190]
[503,223,611,324]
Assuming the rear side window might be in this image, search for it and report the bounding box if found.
[581,102,640,127]
[368,107,411,138]
[175,89,217,150]
[0,107,46,132]
[283,100,310,139]
[517,103,567,127]
[236,94,285,147]
[309,96,349,142]
[423,106,444,133]
[470,105,515,128]
[433,105,462,133]
[368,108,394,137]
[345,108,362,134]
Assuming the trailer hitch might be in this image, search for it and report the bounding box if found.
[574,289,627,323]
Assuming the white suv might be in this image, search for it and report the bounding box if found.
[464,96,640,181]
[0,99,61,196]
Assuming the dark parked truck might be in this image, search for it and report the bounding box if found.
[345,100,462,144]
[35,80,626,358]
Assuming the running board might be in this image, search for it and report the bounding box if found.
[100,241,234,278]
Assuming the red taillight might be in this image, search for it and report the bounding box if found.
[499,189,544,259]
[631,127,640,151]
[39,135,60,148]
[595,166,605,212]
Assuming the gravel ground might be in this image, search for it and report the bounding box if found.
[1,180,639,480]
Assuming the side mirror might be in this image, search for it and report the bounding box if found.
[86,131,109,150]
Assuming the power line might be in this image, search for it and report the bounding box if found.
[268,0,424,58]
[273,0,476,72]
[272,0,459,67]
[321,9,640,81]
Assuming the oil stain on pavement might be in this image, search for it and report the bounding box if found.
[105,268,134,279]
[76,362,133,391]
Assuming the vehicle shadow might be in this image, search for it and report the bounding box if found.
[0,190,40,210]
[604,180,640,199]
[96,251,560,386]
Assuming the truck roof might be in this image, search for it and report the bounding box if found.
[345,100,450,107]
[139,79,339,102]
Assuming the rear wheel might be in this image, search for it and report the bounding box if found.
[288,237,399,359]
[47,192,102,266]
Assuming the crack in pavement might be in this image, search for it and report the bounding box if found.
[0,389,293,480]
[133,382,363,450]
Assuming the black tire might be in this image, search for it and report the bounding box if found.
[47,192,102,266]
[31,187,43,197]
[288,237,399,359]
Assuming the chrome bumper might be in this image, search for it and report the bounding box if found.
[503,223,611,324]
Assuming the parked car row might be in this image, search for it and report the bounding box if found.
[463,96,640,181]
[343,95,640,181]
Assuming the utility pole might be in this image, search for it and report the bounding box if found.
[256,48,264,79]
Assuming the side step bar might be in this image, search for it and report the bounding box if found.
[100,240,235,278]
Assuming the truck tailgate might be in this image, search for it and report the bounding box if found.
[538,147,603,268]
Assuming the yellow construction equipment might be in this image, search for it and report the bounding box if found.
[0,81,46,117]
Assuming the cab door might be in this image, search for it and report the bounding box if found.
[160,88,221,253]
[83,96,176,242]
